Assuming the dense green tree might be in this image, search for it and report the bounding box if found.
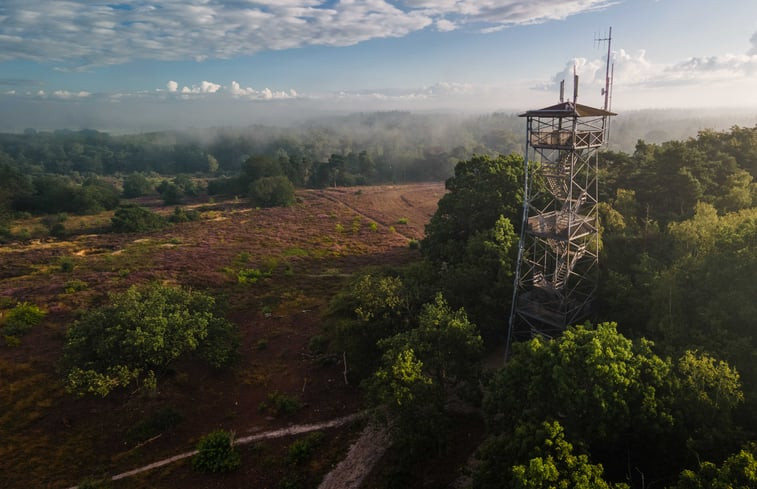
[422,153,524,265]
[367,294,482,455]
[328,273,413,381]
[671,445,757,489]
[481,323,743,486]
[241,155,282,184]
[62,284,239,397]
[475,421,627,489]
[122,172,153,198]
[249,175,295,207]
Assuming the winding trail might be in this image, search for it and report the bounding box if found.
[65,413,365,489]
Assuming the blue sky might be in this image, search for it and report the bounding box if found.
[1,0,756,130]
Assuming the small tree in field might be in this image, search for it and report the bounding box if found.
[63,284,239,397]
[249,176,295,207]
[192,430,241,473]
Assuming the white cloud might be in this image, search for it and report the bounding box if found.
[229,81,297,100]
[179,80,222,94]
[51,90,91,99]
[435,19,457,32]
[166,80,178,93]
[542,35,757,108]
[0,0,615,67]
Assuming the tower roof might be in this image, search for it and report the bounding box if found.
[519,101,616,118]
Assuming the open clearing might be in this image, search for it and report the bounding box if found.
[0,183,445,489]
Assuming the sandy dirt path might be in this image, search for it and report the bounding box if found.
[318,424,391,489]
[65,413,365,489]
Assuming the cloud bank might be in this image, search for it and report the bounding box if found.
[0,0,614,68]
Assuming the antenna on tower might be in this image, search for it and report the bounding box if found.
[573,64,578,103]
[595,27,613,111]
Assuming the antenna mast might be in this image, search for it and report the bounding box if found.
[595,27,613,111]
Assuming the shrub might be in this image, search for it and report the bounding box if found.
[286,431,325,465]
[59,256,75,272]
[408,239,420,250]
[237,268,271,284]
[122,173,152,198]
[111,204,166,233]
[2,302,46,338]
[249,176,295,208]
[258,391,301,417]
[397,217,409,225]
[169,206,201,223]
[192,430,241,473]
[64,280,88,293]
[308,335,327,355]
[159,182,183,205]
[43,213,68,237]
[369,222,378,232]
[62,284,239,397]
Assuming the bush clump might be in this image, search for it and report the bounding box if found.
[258,391,301,417]
[111,204,166,233]
[237,268,271,284]
[2,302,46,338]
[168,206,201,223]
[192,430,241,473]
[249,176,295,208]
[286,431,324,465]
[62,283,239,397]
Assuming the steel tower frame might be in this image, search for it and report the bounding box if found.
[506,83,615,349]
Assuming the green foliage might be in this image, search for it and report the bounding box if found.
[422,153,523,264]
[476,421,626,489]
[308,334,327,355]
[327,273,412,381]
[122,172,152,198]
[111,204,167,233]
[159,181,183,205]
[249,175,295,208]
[258,391,301,417]
[62,284,239,397]
[1,302,46,338]
[192,430,241,473]
[672,445,757,489]
[420,154,522,339]
[286,432,324,465]
[168,206,200,223]
[397,217,409,225]
[64,279,88,293]
[367,294,483,456]
[237,268,271,284]
[481,323,744,486]
[59,256,75,272]
[13,175,120,215]
[42,213,68,237]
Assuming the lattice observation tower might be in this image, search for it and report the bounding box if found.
[506,78,615,348]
